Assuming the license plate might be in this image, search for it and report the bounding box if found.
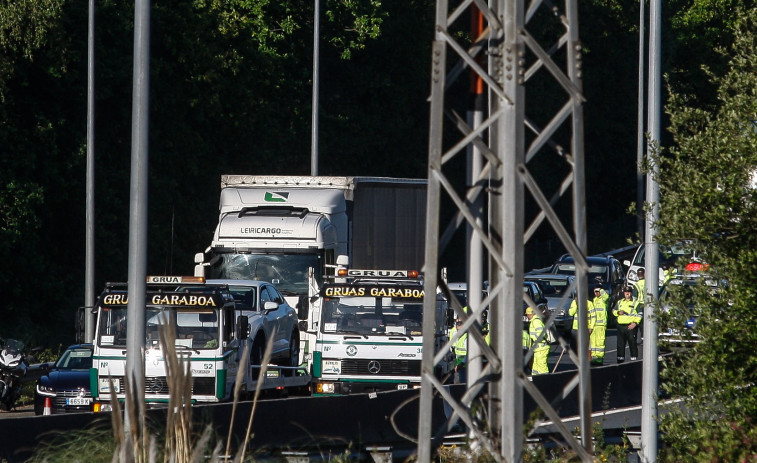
[66,397,92,406]
[397,384,408,390]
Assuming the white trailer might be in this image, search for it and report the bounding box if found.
[193,175,428,372]
[90,276,309,412]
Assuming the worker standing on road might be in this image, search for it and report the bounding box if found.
[633,268,646,339]
[526,306,550,375]
[613,287,642,363]
[590,287,609,365]
[522,328,534,372]
[569,294,595,354]
[448,317,467,383]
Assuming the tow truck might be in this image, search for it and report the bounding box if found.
[90,276,310,411]
[305,268,455,395]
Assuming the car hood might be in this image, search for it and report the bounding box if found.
[543,296,572,313]
[40,369,91,390]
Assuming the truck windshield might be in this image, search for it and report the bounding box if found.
[97,308,220,350]
[208,252,322,296]
[321,297,424,336]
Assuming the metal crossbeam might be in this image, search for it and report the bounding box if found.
[418,0,592,460]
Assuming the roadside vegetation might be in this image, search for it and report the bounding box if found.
[653,6,757,461]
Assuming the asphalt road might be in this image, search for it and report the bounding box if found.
[548,328,645,373]
[0,403,35,419]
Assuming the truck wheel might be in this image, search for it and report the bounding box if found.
[280,331,300,377]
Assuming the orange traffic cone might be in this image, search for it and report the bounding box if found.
[43,397,52,415]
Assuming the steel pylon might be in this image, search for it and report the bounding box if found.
[417,0,593,461]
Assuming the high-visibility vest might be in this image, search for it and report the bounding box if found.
[569,299,596,330]
[634,279,646,304]
[592,289,608,327]
[522,330,532,349]
[529,317,550,351]
[592,303,608,327]
[613,298,642,325]
[449,326,467,362]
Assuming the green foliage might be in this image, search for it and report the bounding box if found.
[26,429,117,463]
[655,6,757,461]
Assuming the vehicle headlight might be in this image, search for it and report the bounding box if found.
[315,382,335,393]
[36,384,56,395]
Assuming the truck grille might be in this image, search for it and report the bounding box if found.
[106,376,216,396]
[340,359,421,376]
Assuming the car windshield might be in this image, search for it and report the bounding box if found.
[55,348,93,370]
[208,252,322,296]
[634,242,695,266]
[319,284,450,336]
[553,263,609,282]
[97,307,220,349]
[321,296,423,336]
[146,310,220,350]
[527,278,573,297]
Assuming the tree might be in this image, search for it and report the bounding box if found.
[655,7,757,461]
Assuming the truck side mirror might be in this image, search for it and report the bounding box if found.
[297,295,309,320]
[446,308,455,328]
[237,315,249,339]
[194,252,205,264]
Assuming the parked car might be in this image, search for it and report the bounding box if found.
[549,254,625,303]
[623,240,702,286]
[204,279,300,372]
[524,274,575,335]
[34,344,94,415]
[657,275,721,347]
[445,281,490,327]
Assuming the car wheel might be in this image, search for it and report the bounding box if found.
[279,331,300,377]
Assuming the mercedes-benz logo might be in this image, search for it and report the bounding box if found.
[367,360,381,374]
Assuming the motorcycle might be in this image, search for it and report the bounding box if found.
[0,338,28,411]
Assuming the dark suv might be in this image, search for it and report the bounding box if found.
[549,254,626,306]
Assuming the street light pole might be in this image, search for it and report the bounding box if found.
[641,0,661,458]
[311,0,320,176]
[85,0,96,344]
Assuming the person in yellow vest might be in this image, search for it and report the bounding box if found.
[448,316,467,383]
[568,294,595,354]
[613,286,642,363]
[633,268,646,299]
[526,306,550,375]
[590,287,609,365]
[661,263,675,288]
[521,328,534,372]
[633,268,646,340]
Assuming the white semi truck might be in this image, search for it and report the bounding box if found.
[193,175,428,370]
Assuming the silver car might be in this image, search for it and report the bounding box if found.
[524,274,575,335]
[205,279,301,371]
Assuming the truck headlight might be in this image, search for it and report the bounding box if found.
[315,382,335,393]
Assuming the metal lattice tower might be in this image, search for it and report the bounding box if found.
[418,0,594,460]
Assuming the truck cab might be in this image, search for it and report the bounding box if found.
[309,269,455,395]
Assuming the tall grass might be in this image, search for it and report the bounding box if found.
[32,323,276,462]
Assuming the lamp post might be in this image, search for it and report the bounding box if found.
[311,0,320,176]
